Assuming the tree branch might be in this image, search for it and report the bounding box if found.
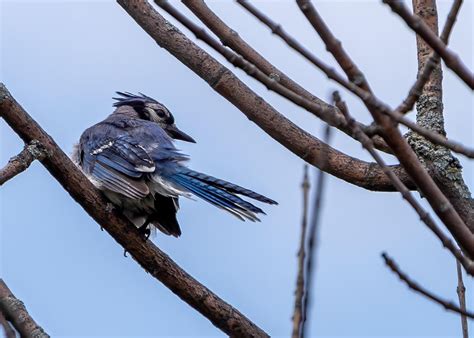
[301,126,331,337]
[118,0,411,193]
[291,165,310,338]
[382,253,474,320]
[456,261,469,338]
[406,0,474,235]
[0,84,268,337]
[334,92,474,276]
[0,140,47,186]
[175,0,390,153]
[382,0,473,89]
[0,279,49,338]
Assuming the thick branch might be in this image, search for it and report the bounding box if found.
[176,0,390,153]
[118,0,410,192]
[0,279,49,338]
[407,0,474,235]
[0,84,268,337]
[0,140,46,186]
[383,0,473,89]
[382,253,474,319]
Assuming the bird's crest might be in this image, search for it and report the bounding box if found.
[113,91,158,107]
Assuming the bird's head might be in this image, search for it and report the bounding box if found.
[113,92,196,143]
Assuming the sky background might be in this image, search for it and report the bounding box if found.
[0,0,472,337]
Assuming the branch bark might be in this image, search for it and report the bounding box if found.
[0,84,268,338]
[0,140,46,186]
[407,0,474,236]
[118,0,412,193]
[0,279,49,338]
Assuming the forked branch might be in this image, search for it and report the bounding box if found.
[0,140,47,186]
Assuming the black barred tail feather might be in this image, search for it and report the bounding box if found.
[179,168,278,205]
[168,169,277,222]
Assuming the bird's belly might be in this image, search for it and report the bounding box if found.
[103,190,155,227]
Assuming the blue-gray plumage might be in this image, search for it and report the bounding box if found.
[73,92,277,237]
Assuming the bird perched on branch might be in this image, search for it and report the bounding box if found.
[73,92,276,237]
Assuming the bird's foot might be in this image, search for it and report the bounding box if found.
[137,224,151,241]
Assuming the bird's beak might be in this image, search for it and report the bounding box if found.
[167,124,196,143]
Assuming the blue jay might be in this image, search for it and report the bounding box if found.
[73,92,276,237]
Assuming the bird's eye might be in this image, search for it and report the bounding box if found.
[156,109,166,118]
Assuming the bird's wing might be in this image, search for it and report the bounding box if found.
[83,134,155,199]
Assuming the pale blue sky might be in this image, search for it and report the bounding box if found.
[0,1,472,337]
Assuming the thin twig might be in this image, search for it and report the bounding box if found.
[301,125,332,337]
[295,0,372,93]
[0,311,16,338]
[333,91,474,276]
[382,0,473,89]
[237,0,474,260]
[382,253,474,319]
[0,279,49,338]
[0,84,268,338]
[291,165,310,338]
[0,140,46,186]
[456,261,469,338]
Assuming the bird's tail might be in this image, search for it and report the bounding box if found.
[167,168,277,221]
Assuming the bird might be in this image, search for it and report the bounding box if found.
[73,92,277,237]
